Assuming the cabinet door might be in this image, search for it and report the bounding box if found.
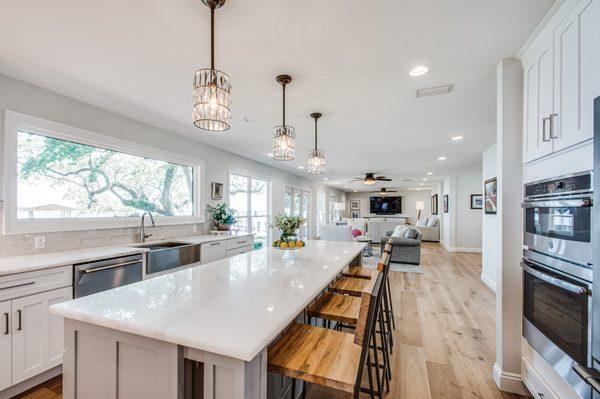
[553,0,600,151]
[11,286,72,384]
[523,36,555,163]
[0,301,11,391]
[200,241,226,264]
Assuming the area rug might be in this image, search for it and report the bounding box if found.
[362,254,424,274]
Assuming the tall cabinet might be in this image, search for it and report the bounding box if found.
[521,0,600,164]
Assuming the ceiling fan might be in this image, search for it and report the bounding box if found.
[348,172,392,185]
[369,187,397,195]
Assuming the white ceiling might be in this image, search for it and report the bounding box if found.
[0,0,555,192]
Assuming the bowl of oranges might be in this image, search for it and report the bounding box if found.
[272,239,305,250]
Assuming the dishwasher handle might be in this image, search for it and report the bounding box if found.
[81,260,142,274]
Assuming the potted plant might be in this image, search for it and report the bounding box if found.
[207,203,236,231]
[270,214,306,249]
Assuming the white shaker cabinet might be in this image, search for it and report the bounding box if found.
[552,0,600,152]
[200,241,227,264]
[0,301,11,391]
[522,36,555,163]
[521,0,600,164]
[11,286,72,384]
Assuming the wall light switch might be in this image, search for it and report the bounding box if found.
[34,236,45,249]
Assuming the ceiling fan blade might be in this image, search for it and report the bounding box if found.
[346,179,362,183]
[376,178,392,181]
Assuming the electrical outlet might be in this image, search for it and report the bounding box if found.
[34,236,45,250]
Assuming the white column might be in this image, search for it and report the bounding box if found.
[493,58,526,394]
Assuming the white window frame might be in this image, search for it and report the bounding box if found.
[227,168,271,241]
[3,110,205,235]
[284,186,311,240]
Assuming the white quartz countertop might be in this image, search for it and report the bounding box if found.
[0,233,253,277]
[50,240,366,361]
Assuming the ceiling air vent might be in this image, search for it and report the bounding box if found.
[416,84,453,98]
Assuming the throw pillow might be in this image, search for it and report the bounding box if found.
[391,225,409,237]
[404,228,419,239]
[415,218,428,227]
[426,216,438,227]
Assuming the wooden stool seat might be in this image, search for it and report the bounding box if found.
[342,266,376,280]
[307,292,361,324]
[268,322,361,393]
[330,277,370,297]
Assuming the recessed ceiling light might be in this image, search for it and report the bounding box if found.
[323,177,329,181]
[267,153,273,157]
[353,190,358,193]
[297,166,305,169]
[420,183,424,186]
[344,185,349,188]
[409,65,429,77]
[427,172,433,175]
[422,178,428,181]
[438,156,447,161]
[451,135,463,141]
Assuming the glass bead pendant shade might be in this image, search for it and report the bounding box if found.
[193,0,231,132]
[307,112,325,174]
[272,75,295,161]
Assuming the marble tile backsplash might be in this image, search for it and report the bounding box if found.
[0,202,205,258]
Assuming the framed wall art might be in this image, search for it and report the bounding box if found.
[484,178,497,214]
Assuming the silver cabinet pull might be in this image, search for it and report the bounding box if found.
[16,309,22,331]
[237,241,247,244]
[210,242,221,246]
[549,113,559,139]
[81,260,141,274]
[0,281,35,291]
[3,313,8,335]
[542,117,551,142]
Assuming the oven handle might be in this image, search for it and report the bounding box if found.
[80,260,141,274]
[573,365,600,394]
[521,262,590,295]
[522,198,593,208]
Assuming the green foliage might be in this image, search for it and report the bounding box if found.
[207,202,236,224]
[270,214,306,235]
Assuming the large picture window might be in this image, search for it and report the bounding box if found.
[3,111,203,234]
[229,173,270,244]
[17,132,194,219]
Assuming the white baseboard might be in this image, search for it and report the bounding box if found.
[481,273,497,292]
[493,363,529,395]
[447,247,483,253]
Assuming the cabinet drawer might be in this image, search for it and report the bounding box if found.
[225,236,254,250]
[225,245,252,258]
[200,241,226,264]
[0,266,72,302]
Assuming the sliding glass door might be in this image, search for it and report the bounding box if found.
[229,173,270,244]
[284,187,310,239]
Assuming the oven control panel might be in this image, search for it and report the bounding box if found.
[525,173,592,198]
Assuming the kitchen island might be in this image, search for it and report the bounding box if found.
[50,240,366,399]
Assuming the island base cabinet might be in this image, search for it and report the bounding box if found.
[63,319,180,399]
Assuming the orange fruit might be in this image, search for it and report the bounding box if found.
[288,241,296,248]
[296,241,303,247]
[280,242,288,249]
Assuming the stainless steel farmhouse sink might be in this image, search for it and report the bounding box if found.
[137,241,201,275]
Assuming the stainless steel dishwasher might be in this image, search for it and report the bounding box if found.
[73,254,143,298]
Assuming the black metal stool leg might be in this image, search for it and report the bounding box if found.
[371,329,383,399]
[382,281,394,352]
[378,309,392,386]
[386,277,396,329]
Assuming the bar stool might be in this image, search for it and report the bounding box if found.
[307,251,393,393]
[268,272,386,399]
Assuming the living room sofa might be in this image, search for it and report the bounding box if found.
[381,227,422,265]
[414,216,440,242]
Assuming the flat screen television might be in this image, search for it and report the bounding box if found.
[370,196,402,214]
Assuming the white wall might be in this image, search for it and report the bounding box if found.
[0,74,344,256]
[481,144,498,291]
[345,189,432,223]
[441,171,483,253]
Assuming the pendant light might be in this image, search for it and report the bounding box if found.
[272,75,296,160]
[307,112,325,175]
[193,0,231,132]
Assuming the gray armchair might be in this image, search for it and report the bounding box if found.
[381,229,422,265]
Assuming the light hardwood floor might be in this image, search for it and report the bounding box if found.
[16,243,523,399]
